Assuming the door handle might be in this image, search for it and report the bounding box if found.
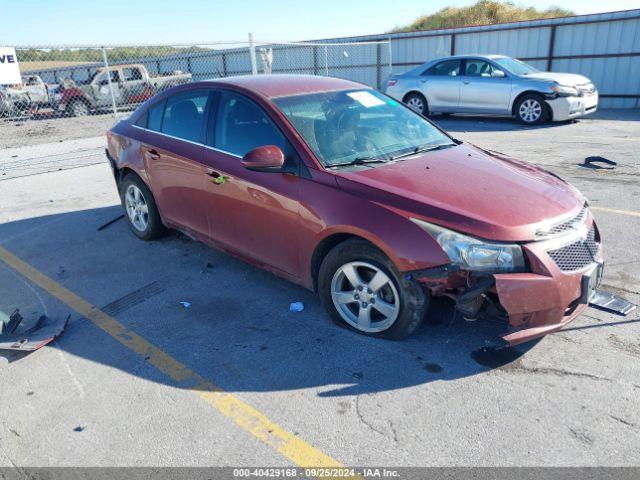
[463,80,470,85]
[147,149,160,159]
[206,170,229,185]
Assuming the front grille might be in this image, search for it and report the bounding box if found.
[536,204,588,238]
[547,225,599,272]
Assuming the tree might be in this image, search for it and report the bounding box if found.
[391,0,574,32]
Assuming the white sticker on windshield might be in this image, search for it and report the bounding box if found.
[347,91,385,108]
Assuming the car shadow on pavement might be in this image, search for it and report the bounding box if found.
[430,114,569,133]
[0,206,537,397]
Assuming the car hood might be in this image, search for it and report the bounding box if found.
[332,144,584,242]
[524,71,592,86]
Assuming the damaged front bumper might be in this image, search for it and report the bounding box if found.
[412,218,605,346]
[493,263,601,346]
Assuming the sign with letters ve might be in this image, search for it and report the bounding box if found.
[0,47,21,85]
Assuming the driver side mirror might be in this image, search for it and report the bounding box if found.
[492,70,506,78]
[241,145,285,172]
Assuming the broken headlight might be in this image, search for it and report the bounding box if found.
[411,218,525,272]
[551,84,579,97]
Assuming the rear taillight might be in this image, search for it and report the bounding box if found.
[387,79,397,87]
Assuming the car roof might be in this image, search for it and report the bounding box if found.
[397,54,508,76]
[196,74,365,99]
[436,54,507,61]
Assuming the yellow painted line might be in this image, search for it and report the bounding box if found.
[0,245,343,470]
[591,206,640,218]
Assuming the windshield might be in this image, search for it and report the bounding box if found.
[494,57,539,76]
[273,89,454,167]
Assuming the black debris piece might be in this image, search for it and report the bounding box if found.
[0,309,23,335]
[97,214,125,231]
[581,156,617,170]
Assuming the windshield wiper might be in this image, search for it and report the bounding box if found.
[388,143,456,161]
[328,157,388,168]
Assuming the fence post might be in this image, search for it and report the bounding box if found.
[324,45,329,76]
[249,32,258,75]
[313,45,319,75]
[222,52,228,77]
[101,47,118,118]
[376,42,382,88]
[388,37,393,75]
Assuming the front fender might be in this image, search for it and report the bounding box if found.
[298,172,449,287]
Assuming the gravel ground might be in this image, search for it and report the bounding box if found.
[0,112,119,150]
[0,110,638,471]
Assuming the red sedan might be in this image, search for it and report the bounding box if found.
[106,75,603,346]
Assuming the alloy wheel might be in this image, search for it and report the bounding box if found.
[330,261,400,332]
[519,99,542,123]
[406,97,424,114]
[125,184,149,232]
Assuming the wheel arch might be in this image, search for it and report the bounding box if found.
[117,166,141,189]
[310,231,389,292]
[511,90,551,116]
[115,166,156,199]
[402,90,428,104]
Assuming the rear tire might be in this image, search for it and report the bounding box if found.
[318,239,427,340]
[515,93,549,125]
[120,174,166,241]
[404,92,428,116]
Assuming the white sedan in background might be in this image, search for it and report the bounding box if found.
[384,54,598,124]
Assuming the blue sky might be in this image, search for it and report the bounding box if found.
[2,0,638,45]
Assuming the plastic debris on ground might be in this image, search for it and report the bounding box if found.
[0,309,69,352]
[200,262,214,274]
[289,302,304,312]
[589,290,637,315]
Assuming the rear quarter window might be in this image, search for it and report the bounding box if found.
[147,99,165,132]
[134,111,148,128]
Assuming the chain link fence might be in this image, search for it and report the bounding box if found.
[0,39,391,179]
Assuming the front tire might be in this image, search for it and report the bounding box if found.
[120,174,166,241]
[318,239,427,340]
[404,92,428,116]
[515,94,549,124]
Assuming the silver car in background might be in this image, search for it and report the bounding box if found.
[384,55,598,124]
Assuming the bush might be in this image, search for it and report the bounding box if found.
[391,0,573,32]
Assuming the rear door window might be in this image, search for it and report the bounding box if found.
[213,91,285,157]
[161,90,210,143]
[424,60,461,77]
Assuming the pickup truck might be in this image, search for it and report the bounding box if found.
[53,64,192,116]
[0,75,52,118]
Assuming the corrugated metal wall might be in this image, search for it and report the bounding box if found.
[18,8,640,109]
[338,8,640,109]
